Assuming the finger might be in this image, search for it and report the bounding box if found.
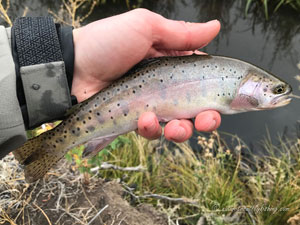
[151,17,221,51]
[195,111,221,132]
[147,49,207,58]
[164,119,193,142]
[137,112,162,140]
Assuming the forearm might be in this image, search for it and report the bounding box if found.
[0,26,26,159]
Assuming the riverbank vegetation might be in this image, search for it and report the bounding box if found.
[246,0,300,19]
[2,130,300,224]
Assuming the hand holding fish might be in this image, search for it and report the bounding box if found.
[71,9,221,142]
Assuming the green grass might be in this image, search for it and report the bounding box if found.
[67,130,300,225]
[246,0,300,19]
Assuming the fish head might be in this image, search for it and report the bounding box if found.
[230,71,292,111]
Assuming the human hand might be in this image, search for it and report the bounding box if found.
[72,8,221,142]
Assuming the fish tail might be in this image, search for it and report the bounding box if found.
[13,133,62,183]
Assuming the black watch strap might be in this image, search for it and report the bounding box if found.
[12,17,73,128]
[13,17,63,66]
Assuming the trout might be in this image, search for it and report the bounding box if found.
[13,55,292,182]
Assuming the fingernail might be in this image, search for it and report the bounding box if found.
[147,117,159,132]
[206,19,218,24]
[208,119,217,131]
[199,42,209,49]
[175,126,186,140]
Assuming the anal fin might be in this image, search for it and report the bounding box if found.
[82,135,118,158]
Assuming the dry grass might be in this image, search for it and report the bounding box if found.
[0,154,111,225]
[48,0,99,28]
[0,0,12,26]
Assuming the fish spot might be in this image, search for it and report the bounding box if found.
[89,110,92,113]
[64,135,67,138]
[117,103,120,107]
[152,74,155,77]
[226,76,228,78]
[182,70,185,73]
[88,116,92,120]
[125,85,129,88]
[111,116,114,119]
[107,92,110,95]
[206,65,209,67]
[165,63,168,66]
[142,80,145,83]
[160,79,163,83]
[76,117,80,121]
[173,65,176,68]
[146,104,149,107]
[68,119,71,123]
[87,126,95,132]
[133,90,136,94]
[217,94,220,96]
[203,76,205,79]
[124,113,127,116]
[203,66,205,68]
[228,93,230,96]
[53,145,56,148]
[85,130,89,133]
[234,71,236,74]
[194,63,196,67]
[223,93,225,96]
[109,110,111,113]
[117,88,120,91]
[222,77,224,81]
[94,104,98,107]
[72,130,75,134]
[215,66,218,68]
[77,127,80,131]
[139,85,142,88]
[97,112,100,116]
[83,120,86,124]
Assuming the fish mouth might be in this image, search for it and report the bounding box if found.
[271,95,292,107]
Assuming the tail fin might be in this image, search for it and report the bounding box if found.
[13,134,62,183]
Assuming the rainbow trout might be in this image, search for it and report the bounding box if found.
[13,55,292,182]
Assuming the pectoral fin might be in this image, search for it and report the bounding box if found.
[82,135,117,158]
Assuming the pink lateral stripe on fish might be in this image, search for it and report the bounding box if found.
[13,54,292,182]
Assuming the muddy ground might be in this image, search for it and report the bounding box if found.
[0,155,168,225]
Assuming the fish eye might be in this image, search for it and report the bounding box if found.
[273,84,285,94]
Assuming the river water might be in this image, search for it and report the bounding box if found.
[2,0,300,148]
